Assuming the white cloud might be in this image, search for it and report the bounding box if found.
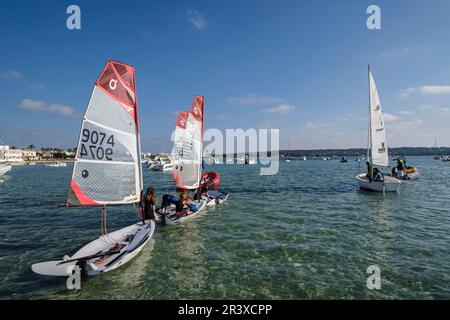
[229,94,285,105]
[47,104,75,117]
[341,113,354,122]
[303,121,334,130]
[1,69,44,91]
[380,47,413,58]
[19,99,75,117]
[441,107,450,112]
[394,119,423,131]
[187,9,207,30]
[383,113,399,122]
[0,69,23,80]
[420,86,450,94]
[30,83,46,91]
[20,99,45,110]
[399,85,450,98]
[262,103,295,114]
[398,110,412,115]
[418,104,436,110]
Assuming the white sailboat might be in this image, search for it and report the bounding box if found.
[434,138,440,160]
[172,96,205,190]
[45,162,67,167]
[157,97,227,224]
[356,66,401,192]
[156,97,209,224]
[150,155,174,172]
[32,60,155,277]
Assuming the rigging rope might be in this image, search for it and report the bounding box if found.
[101,207,118,244]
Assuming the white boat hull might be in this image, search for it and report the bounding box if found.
[31,220,155,277]
[150,163,173,171]
[356,173,401,192]
[45,162,67,167]
[205,190,229,207]
[0,164,12,176]
[156,199,207,225]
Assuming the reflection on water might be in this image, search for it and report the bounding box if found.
[1,157,450,299]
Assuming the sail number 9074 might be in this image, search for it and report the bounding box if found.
[79,129,115,160]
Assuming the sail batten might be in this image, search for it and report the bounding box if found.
[67,60,142,206]
[368,67,389,167]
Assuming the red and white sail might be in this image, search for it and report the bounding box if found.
[171,111,188,168]
[67,60,142,206]
[172,96,204,189]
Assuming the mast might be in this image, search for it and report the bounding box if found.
[367,65,373,179]
[367,65,371,163]
[200,96,205,177]
[435,138,438,156]
[134,67,143,192]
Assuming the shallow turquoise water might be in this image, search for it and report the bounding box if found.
[0,157,449,299]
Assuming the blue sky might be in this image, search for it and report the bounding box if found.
[1,0,450,151]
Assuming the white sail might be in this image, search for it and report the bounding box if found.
[172,96,204,189]
[67,60,142,206]
[369,67,389,167]
[171,111,188,168]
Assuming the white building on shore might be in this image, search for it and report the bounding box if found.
[0,145,37,162]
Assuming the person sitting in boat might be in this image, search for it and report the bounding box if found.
[366,162,383,182]
[396,158,406,171]
[160,194,179,214]
[175,191,197,218]
[194,184,210,201]
[143,187,157,221]
[366,162,373,180]
[372,167,384,182]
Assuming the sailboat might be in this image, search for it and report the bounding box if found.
[285,141,292,162]
[32,60,155,277]
[156,97,228,224]
[172,96,205,190]
[434,138,440,160]
[356,66,401,192]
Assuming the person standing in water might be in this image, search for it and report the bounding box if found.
[143,187,157,221]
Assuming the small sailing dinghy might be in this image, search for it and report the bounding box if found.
[356,66,401,193]
[155,100,208,224]
[32,60,155,277]
[157,96,228,224]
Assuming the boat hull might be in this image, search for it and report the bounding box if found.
[356,173,401,192]
[156,199,207,225]
[0,164,12,176]
[31,220,155,277]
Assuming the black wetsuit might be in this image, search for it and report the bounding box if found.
[144,197,156,220]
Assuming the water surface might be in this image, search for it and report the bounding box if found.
[0,157,449,299]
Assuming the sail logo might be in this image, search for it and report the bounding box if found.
[109,79,118,90]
